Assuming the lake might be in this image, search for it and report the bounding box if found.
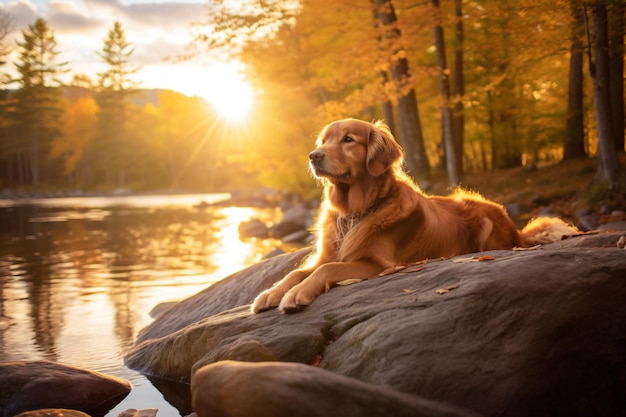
[0,193,288,416]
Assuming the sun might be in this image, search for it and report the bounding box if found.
[199,63,254,122]
[167,62,254,122]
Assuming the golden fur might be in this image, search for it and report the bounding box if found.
[251,119,579,313]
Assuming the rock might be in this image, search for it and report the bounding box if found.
[237,219,269,238]
[261,247,286,259]
[117,409,158,417]
[132,248,311,343]
[0,361,131,417]
[577,214,600,231]
[191,361,479,417]
[13,410,90,417]
[599,220,626,232]
[125,231,626,416]
[280,229,312,243]
[269,205,313,239]
[149,301,178,319]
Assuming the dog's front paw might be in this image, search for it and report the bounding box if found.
[278,285,319,314]
[251,288,286,313]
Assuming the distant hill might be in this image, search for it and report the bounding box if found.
[62,86,188,107]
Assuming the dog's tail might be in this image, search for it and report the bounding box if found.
[519,217,580,247]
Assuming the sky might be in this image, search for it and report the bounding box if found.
[0,0,252,108]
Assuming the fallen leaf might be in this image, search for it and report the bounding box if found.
[403,266,424,273]
[452,256,478,263]
[336,278,363,286]
[513,245,541,251]
[311,354,322,367]
[402,288,414,293]
[436,283,460,295]
[379,264,410,276]
[477,255,495,261]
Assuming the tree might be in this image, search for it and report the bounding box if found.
[608,1,624,152]
[93,21,140,188]
[0,9,11,71]
[563,0,586,161]
[588,3,625,194]
[50,94,98,184]
[12,18,67,186]
[374,0,431,179]
[431,0,460,185]
[451,0,465,176]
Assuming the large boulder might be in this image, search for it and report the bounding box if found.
[0,360,131,417]
[191,360,479,417]
[125,230,626,416]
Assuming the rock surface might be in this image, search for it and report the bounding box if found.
[191,361,479,417]
[125,230,626,416]
[0,360,131,417]
[13,410,90,417]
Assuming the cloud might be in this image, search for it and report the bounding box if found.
[0,0,39,33]
[0,0,226,94]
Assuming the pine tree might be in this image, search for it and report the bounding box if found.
[12,18,67,186]
[93,21,140,188]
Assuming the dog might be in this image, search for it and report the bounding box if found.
[251,118,579,314]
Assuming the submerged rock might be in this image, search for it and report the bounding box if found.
[0,360,131,417]
[125,230,626,416]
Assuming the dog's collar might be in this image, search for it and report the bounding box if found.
[342,198,383,220]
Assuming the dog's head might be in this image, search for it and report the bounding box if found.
[309,119,403,184]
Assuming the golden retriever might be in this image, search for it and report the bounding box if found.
[251,119,578,313]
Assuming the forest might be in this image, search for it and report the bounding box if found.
[0,0,624,198]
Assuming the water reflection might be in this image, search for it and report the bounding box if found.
[0,196,283,415]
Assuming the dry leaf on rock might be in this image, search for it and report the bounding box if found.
[336,278,363,286]
[452,256,478,263]
[436,283,460,294]
[379,264,410,276]
[513,245,540,251]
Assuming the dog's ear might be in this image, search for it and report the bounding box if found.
[366,122,402,176]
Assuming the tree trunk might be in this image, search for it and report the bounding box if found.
[590,4,624,191]
[379,70,397,136]
[432,0,460,185]
[609,2,625,152]
[374,0,431,179]
[452,0,465,178]
[488,91,496,169]
[563,1,586,160]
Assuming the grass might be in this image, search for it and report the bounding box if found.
[428,153,626,225]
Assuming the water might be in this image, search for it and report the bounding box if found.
[0,193,286,416]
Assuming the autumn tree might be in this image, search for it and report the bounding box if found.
[0,9,12,121]
[588,3,625,194]
[50,80,98,185]
[0,9,10,72]
[190,0,328,194]
[451,0,465,176]
[431,0,460,185]
[608,1,624,152]
[374,0,431,179]
[12,18,67,186]
[93,21,140,188]
[562,0,586,161]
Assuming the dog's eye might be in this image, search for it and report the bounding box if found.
[342,136,355,143]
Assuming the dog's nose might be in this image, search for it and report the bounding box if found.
[309,150,324,162]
